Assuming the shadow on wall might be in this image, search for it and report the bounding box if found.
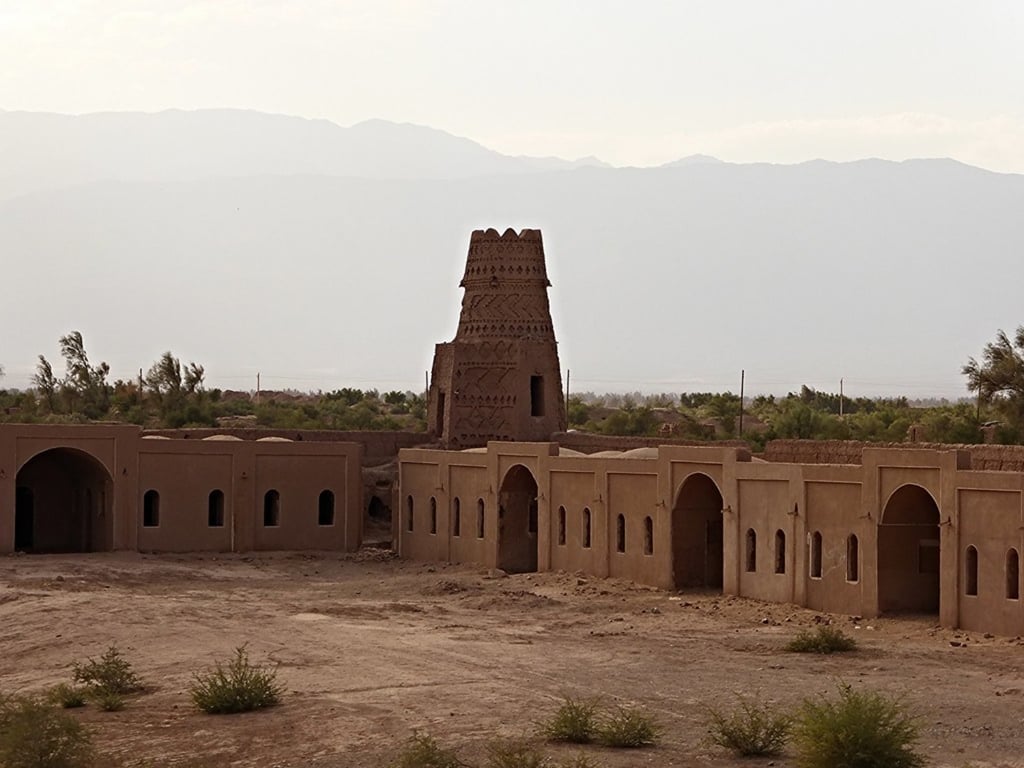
[364,495,392,547]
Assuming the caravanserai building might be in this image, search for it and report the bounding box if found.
[4,227,1024,638]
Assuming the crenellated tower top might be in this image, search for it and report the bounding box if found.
[455,228,555,343]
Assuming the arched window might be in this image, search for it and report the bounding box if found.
[143,490,160,527]
[208,490,225,528]
[476,498,485,538]
[810,531,823,578]
[429,497,437,535]
[643,516,653,555]
[263,490,280,527]
[745,529,757,572]
[557,506,566,546]
[965,545,979,596]
[318,490,335,526]
[453,498,461,537]
[582,508,592,549]
[406,495,414,533]
[846,534,859,582]
[616,514,626,553]
[1007,548,1020,600]
[774,530,786,574]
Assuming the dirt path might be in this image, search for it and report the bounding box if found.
[2,551,1023,767]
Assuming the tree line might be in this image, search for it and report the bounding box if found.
[4,326,1024,445]
[0,331,426,431]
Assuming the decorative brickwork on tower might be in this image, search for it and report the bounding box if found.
[428,228,567,448]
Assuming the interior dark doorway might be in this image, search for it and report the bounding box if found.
[878,484,941,614]
[672,473,724,590]
[497,465,539,573]
[14,448,113,553]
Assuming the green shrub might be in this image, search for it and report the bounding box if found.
[49,684,87,709]
[596,705,660,748]
[0,695,96,768]
[540,696,599,744]
[793,683,924,768]
[785,625,858,654]
[189,646,283,714]
[484,739,548,768]
[389,733,463,768]
[706,696,790,756]
[72,645,143,695]
[93,689,125,713]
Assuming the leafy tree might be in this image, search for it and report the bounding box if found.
[32,355,59,412]
[963,327,1024,437]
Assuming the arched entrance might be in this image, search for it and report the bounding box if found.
[14,448,114,553]
[878,484,940,613]
[497,465,538,573]
[672,473,724,590]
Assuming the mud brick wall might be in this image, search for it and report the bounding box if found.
[763,439,1024,471]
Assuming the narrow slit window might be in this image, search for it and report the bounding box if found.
[143,490,160,527]
[557,506,566,546]
[208,490,225,528]
[406,495,414,532]
[745,529,757,572]
[318,490,335,526]
[582,507,592,549]
[774,530,786,574]
[476,498,485,538]
[1007,548,1019,600]
[810,531,823,578]
[263,490,280,527]
[846,534,860,582]
[429,497,437,535]
[530,375,544,417]
[965,545,978,596]
[453,498,461,537]
[616,514,626,553]
[643,516,653,555]
[264,493,280,528]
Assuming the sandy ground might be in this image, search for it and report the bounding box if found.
[2,551,1024,768]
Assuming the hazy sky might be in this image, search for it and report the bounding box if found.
[2,0,1023,171]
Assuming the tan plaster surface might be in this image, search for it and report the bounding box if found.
[2,552,1023,767]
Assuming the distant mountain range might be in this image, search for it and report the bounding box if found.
[0,109,609,201]
[1,109,1022,398]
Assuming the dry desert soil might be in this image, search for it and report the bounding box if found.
[2,550,1024,767]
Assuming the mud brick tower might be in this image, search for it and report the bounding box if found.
[428,228,567,448]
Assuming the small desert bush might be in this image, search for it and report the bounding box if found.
[0,695,96,768]
[390,733,463,768]
[72,645,143,695]
[785,625,858,654]
[484,739,548,768]
[189,646,283,714]
[540,696,599,744]
[93,689,125,712]
[49,684,87,710]
[596,705,660,748]
[706,696,791,756]
[793,683,924,768]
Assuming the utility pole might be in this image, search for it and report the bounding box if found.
[839,378,844,418]
[256,372,261,404]
[565,369,570,420]
[738,369,745,438]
